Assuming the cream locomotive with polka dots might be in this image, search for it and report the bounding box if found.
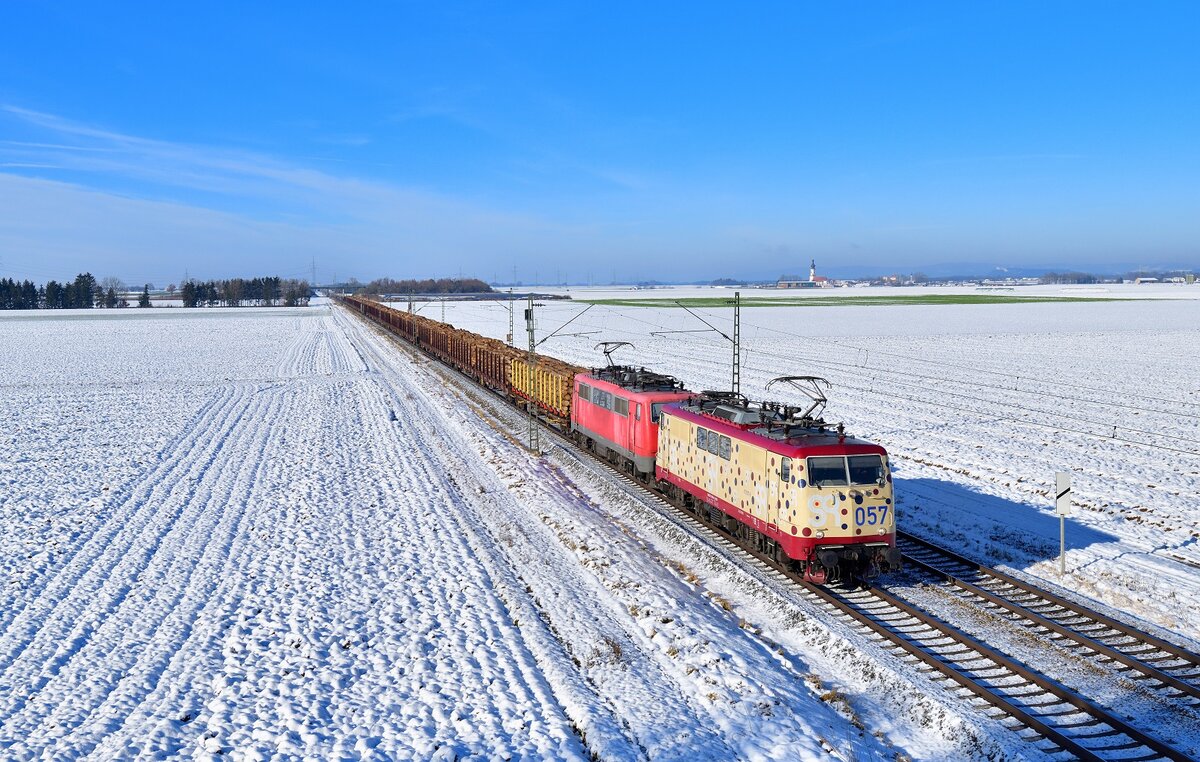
[657,411,894,543]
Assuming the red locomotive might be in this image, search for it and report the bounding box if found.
[570,364,693,477]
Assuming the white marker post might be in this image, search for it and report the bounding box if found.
[1055,472,1072,575]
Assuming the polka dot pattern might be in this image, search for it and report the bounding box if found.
[656,414,894,542]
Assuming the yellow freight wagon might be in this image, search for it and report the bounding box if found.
[510,355,581,420]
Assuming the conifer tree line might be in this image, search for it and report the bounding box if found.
[0,273,125,310]
[0,273,311,310]
[361,277,492,295]
[178,277,311,307]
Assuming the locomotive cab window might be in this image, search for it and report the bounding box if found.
[578,383,591,403]
[808,456,849,487]
[651,402,665,423]
[848,455,886,485]
[780,457,791,481]
[614,397,629,416]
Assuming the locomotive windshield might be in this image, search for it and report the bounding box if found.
[848,455,886,485]
[808,457,849,486]
[808,455,886,487]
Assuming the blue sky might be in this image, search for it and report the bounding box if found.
[1,2,1197,284]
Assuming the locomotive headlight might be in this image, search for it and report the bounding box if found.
[877,528,886,535]
[814,530,825,539]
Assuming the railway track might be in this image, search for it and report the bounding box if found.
[898,531,1200,705]
[801,583,1191,761]
[579,462,1195,761]
[346,302,1199,761]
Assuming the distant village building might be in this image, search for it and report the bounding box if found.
[777,259,830,288]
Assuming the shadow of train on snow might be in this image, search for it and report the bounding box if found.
[893,476,1120,567]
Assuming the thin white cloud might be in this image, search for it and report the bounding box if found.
[0,106,633,280]
[1,106,1188,282]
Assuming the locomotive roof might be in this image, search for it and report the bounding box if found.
[582,365,689,393]
[669,396,885,454]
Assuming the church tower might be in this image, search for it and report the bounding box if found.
[809,259,816,282]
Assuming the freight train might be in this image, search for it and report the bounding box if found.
[342,294,899,583]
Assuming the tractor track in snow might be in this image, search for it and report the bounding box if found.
[0,381,281,754]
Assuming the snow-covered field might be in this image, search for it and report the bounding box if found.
[3,292,1197,760]
[0,304,979,761]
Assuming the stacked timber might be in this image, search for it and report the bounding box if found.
[510,355,583,421]
[342,294,585,422]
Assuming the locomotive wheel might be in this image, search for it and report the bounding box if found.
[805,564,828,584]
[723,514,738,536]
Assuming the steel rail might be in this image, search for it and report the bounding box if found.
[341,299,1196,761]
[899,531,1200,700]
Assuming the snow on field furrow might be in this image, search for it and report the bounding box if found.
[1,309,604,760]
[1,383,286,756]
[210,325,590,756]
[835,358,1200,442]
[84,396,315,759]
[882,329,1197,394]
[271,324,312,378]
[347,312,896,760]
[272,313,368,379]
[0,382,276,733]
[397,398,738,756]
[325,319,368,376]
[0,386,198,597]
[0,383,248,681]
[0,309,323,388]
[89,380,466,760]
[200,318,589,759]
[305,381,589,758]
